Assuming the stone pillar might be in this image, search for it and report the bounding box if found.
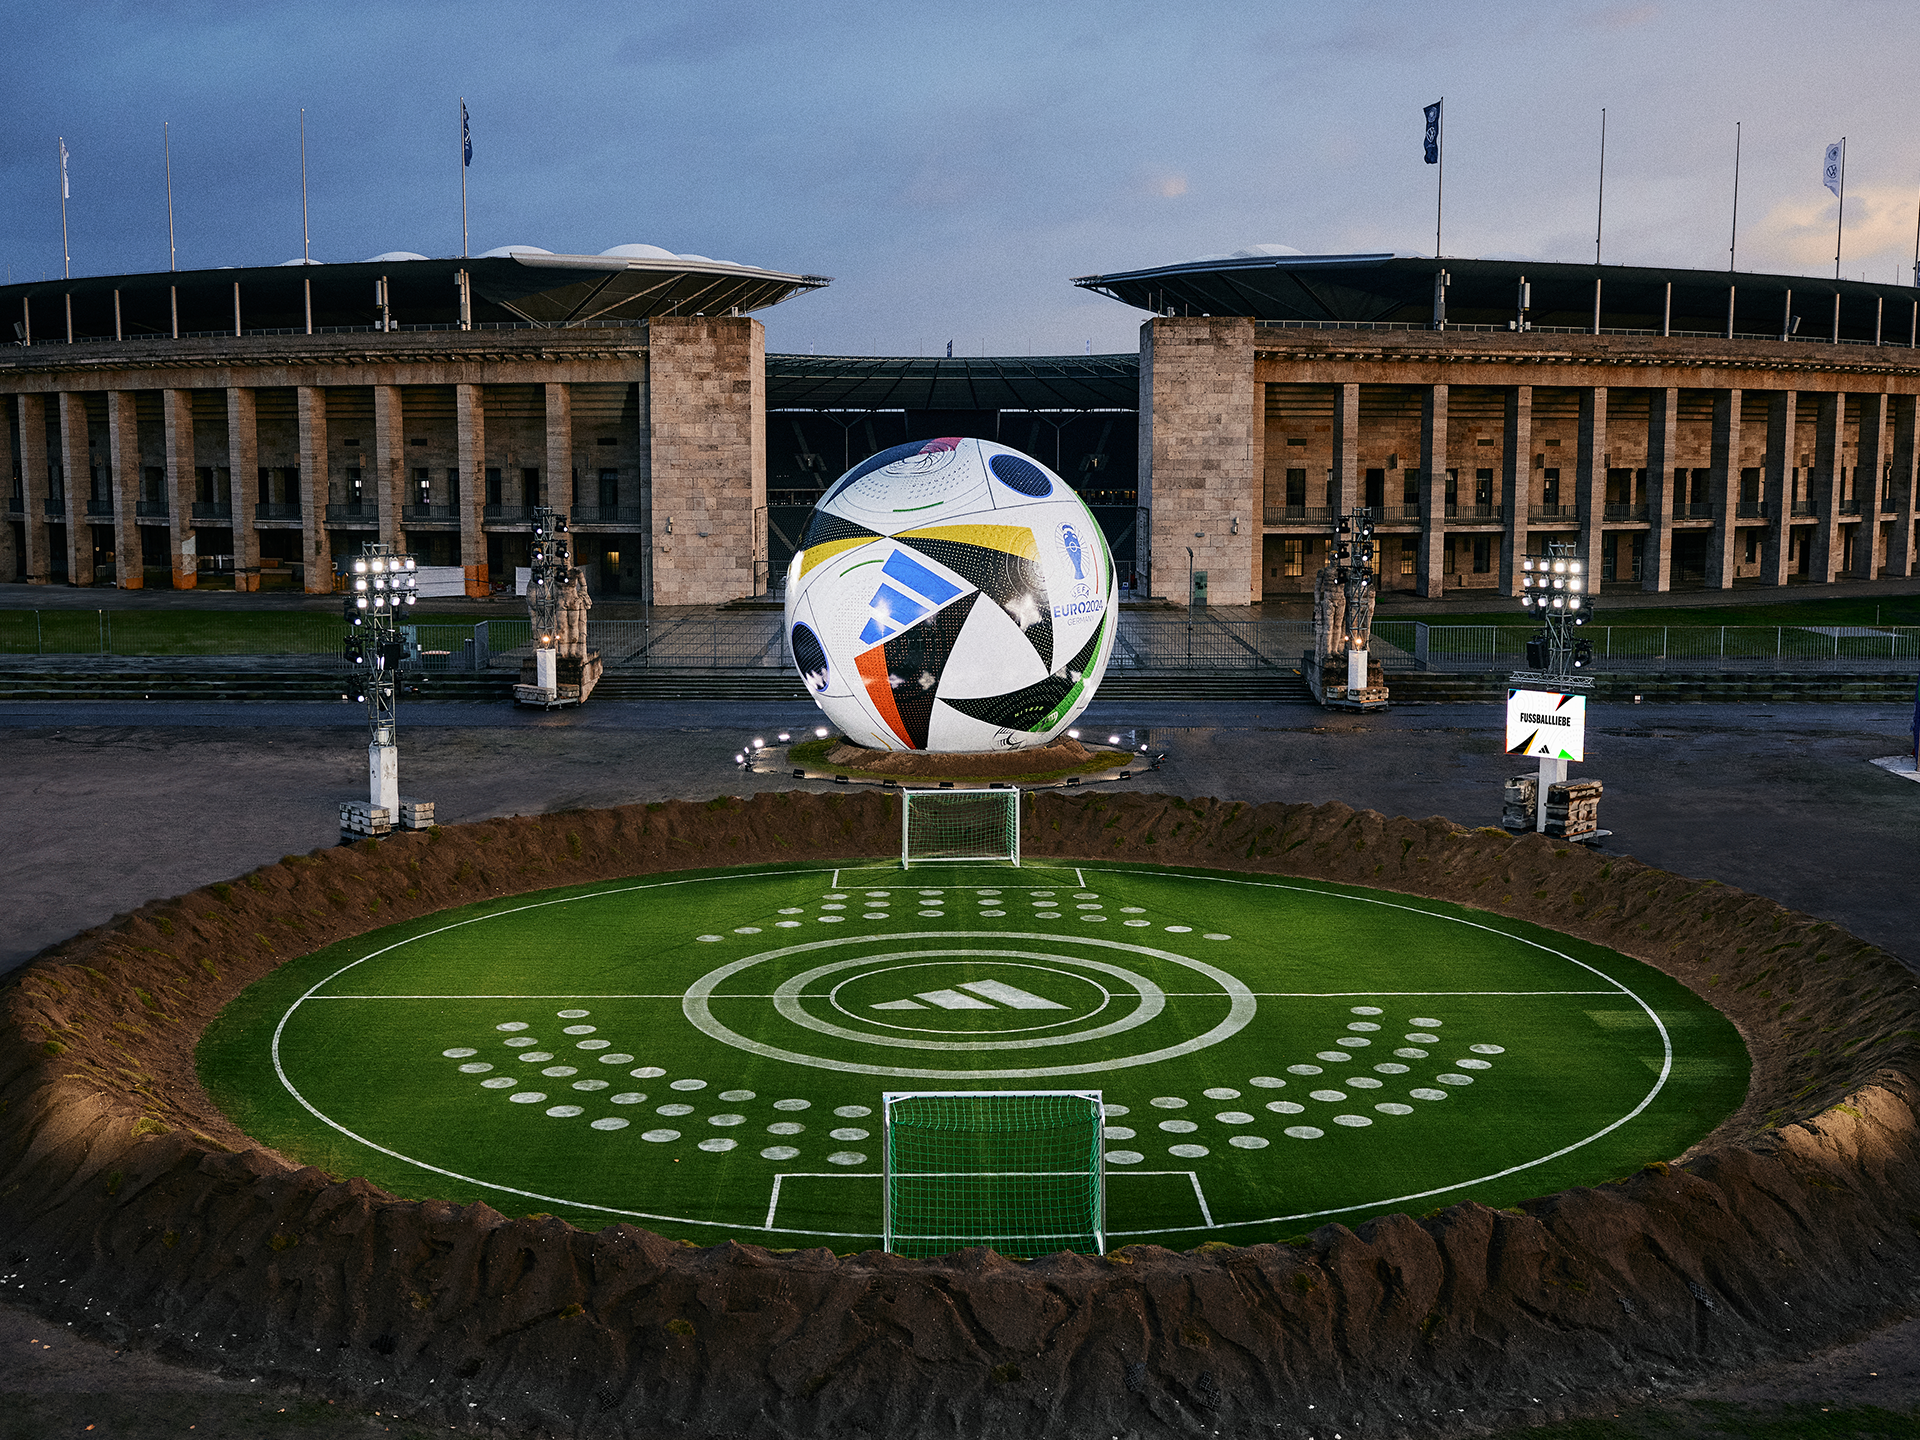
[58,391,93,587]
[372,384,404,549]
[1706,388,1740,589]
[0,402,15,584]
[456,382,488,597]
[1851,392,1886,579]
[1761,392,1795,586]
[1888,395,1918,577]
[1642,387,1678,592]
[1498,385,1531,596]
[1134,317,1258,606]
[106,390,141,588]
[1332,382,1360,517]
[163,389,197,589]
[1577,387,1607,592]
[545,381,573,516]
[297,385,332,593]
[227,387,260,591]
[1418,384,1447,598]
[18,394,51,584]
[1807,393,1842,583]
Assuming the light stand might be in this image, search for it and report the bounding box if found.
[340,542,432,839]
[1310,507,1389,710]
[1507,539,1605,841]
[514,505,600,708]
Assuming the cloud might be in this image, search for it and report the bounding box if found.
[1143,170,1189,199]
[1752,183,1919,273]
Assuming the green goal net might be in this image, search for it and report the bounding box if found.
[882,1091,1105,1258]
[900,787,1020,868]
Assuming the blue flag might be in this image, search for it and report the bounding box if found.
[462,101,472,167]
[1423,101,1441,164]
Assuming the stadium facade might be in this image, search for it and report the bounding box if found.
[3,245,1917,606]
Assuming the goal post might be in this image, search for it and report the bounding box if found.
[882,1090,1105,1258]
[900,787,1020,868]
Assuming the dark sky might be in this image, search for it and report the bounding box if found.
[6,0,1918,356]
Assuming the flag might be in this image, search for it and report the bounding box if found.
[945,339,952,357]
[1823,140,1842,196]
[462,101,471,167]
[1423,102,1441,164]
[58,139,69,199]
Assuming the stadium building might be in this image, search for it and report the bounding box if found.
[4,244,1917,605]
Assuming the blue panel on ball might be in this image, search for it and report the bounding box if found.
[791,623,829,692]
[988,453,1052,497]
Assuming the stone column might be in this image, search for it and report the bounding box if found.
[297,385,332,593]
[1418,384,1447,598]
[545,381,573,516]
[163,389,197,589]
[18,394,51,584]
[0,401,15,584]
[227,387,260,591]
[106,390,141,588]
[1332,382,1360,517]
[1577,387,1607,592]
[456,382,488,596]
[372,384,404,548]
[1807,393,1842,583]
[1888,395,1918,577]
[1498,385,1532,596]
[1706,388,1741,589]
[1761,391,1795,586]
[1136,317,1258,605]
[58,391,93,586]
[1641,387,1678,592]
[1850,392,1886,579]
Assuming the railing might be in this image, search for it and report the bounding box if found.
[325,503,376,524]
[1251,318,1917,348]
[1528,504,1578,521]
[402,503,457,522]
[190,501,233,519]
[42,498,63,518]
[1677,503,1715,519]
[568,505,645,525]
[134,500,168,517]
[483,504,532,523]
[1838,502,1862,515]
[5,498,19,514]
[85,499,114,517]
[1262,505,1332,524]
[256,503,304,520]
[1409,622,1920,673]
[1791,500,1818,516]
[1603,503,1649,521]
[1736,501,1767,518]
[1444,503,1502,520]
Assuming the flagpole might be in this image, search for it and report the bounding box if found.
[459,97,469,259]
[58,138,70,279]
[1434,98,1444,259]
[1594,109,1607,265]
[164,122,176,272]
[300,108,311,263]
[1729,121,1741,271]
[1834,136,1846,280]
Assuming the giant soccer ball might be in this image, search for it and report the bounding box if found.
[784,437,1117,752]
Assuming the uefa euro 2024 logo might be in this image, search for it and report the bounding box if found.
[1054,521,1102,617]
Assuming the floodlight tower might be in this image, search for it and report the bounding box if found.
[340,541,431,838]
[1509,538,1601,837]
[1334,507,1377,694]
[527,505,569,696]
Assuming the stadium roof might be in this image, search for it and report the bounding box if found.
[2,251,830,340]
[766,353,1138,410]
[1072,251,1920,344]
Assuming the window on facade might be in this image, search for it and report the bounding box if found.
[1740,467,1761,502]
[1400,537,1415,576]
[1472,536,1492,573]
[522,467,541,506]
[1364,468,1385,509]
[485,467,502,505]
[1285,468,1306,508]
[447,468,460,504]
[1403,469,1420,507]
[1324,473,1338,509]
[1690,467,1710,505]
[196,466,215,503]
[1543,468,1560,507]
[599,468,619,508]
[1283,537,1303,577]
[1443,537,1457,574]
[1444,468,1458,505]
[1745,531,1759,564]
[1474,469,1493,507]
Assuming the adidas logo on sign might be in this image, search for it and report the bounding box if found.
[872,979,1068,1012]
[857,549,963,647]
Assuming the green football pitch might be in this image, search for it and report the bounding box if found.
[198,860,1748,1255]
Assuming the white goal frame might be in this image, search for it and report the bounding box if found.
[900,787,1020,868]
[882,1089,1105,1257]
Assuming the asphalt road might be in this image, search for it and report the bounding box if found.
[4,696,1915,977]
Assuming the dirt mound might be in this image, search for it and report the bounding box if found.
[2,791,1917,1439]
[822,736,1124,777]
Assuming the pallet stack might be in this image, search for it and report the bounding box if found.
[398,797,436,830]
[339,801,391,839]
[1501,774,1538,831]
[1544,779,1603,840]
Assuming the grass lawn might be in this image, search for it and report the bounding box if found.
[199,859,1746,1256]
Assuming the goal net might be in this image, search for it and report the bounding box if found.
[882,1091,1105,1258]
[900,787,1020,868]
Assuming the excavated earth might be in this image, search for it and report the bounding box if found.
[3,791,1918,1440]
[820,736,1127,778]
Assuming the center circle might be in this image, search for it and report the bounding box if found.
[826,960,1114,1035]
[682,932,1258,1079]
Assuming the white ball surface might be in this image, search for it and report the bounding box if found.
[785,437,1117,752]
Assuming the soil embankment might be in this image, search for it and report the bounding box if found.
[2,790,1916,1439]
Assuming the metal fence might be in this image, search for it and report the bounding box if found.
[1408,623,1920,673]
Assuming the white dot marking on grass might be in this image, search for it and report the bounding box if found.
[1266,1101,1305,1115]
[778,921,804,928]
[1470,1044,1506,1055]
[697,935,723,943]
[778,907,804,915]
[1249,1076,1286,1089]
[1080,915,1108,923]
[1334,1115,1373,1128]
[546,1105,583,1118]
[1394,1048,1428,1060]
[1123,920,1150,927]
[834,1104,871,1117]
[562,1025,596,1035]
[1287,1065,1322,1076]
[1158,1120,1198,1134]
[818,916,846,924]
[976,888,1001,895]
[1103,1126,1136,1140]
[443,1048,477,1058]
[577,1040,610,1051]
[1229,1135,1270,1150]
[1456,1059,1492,1071]
[918,889,944,896]
[1103,1104,1129,1116]
[458,1063,493,1074]
[670,1078,708,1091]
[520,1052,555,1063]
[630,1066,666,1079]
[590,1117,629,1131]
[830,1128,870,1141]
[721,1090,758,1102]
[1203,1087,1241,1100]
[1150,1096,1187,1108]
[1105,1150,1144,1165]
[1410,1088,1448,1101]
[541,1066,577,1078]
[557,1010,590,1019]
[820,904,846,911]
[642,1129,679,1143]
[496,1022,529,1032]
[1203,933,1232,941]
[824,893,848,899]
[1347,1077,1383,1090]
[1436,1074,1475,1086]
[610,1093,646,1105]
[709,1114,746,1127]
[699,1138,737,1153]
[1283,1126,1324,1140]
[1164,925,1193,933]
[1347,1022,1380,1033]
[979,909,1006,917]
[1076,903,1102,910]
[1075,892,1099,899]
[504,1038,538,1048]
[918,910,944,918]
[657,1104,694,1117]
[773,1098,811,1111]
[480,1077,516,1089]
[768,1122,805,1135]
[1120,907,1146,914]
[572,1080,609,1092]
[735,927,763,935]
[1336,1038,1371,1048]
[1308,1090,1347,1103]
[1031,891,1055,898]
[1406,1032,1439,1044]
[1169,1143,1209,1159]
[1215,1112,1254,1125]
[1375,1103,1414,1116]
[1315,1052,1352,1064]
[509,1092,546,1104]
[599,1054,634,1065]
[760,1145,800,1161]
[828,1151,866,1166]
[1410,1017,1442,1028]
[1373,1063,1409,1075]
[1350,1006,1383,1016]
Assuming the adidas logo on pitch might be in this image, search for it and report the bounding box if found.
[872,979,1068,1012]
